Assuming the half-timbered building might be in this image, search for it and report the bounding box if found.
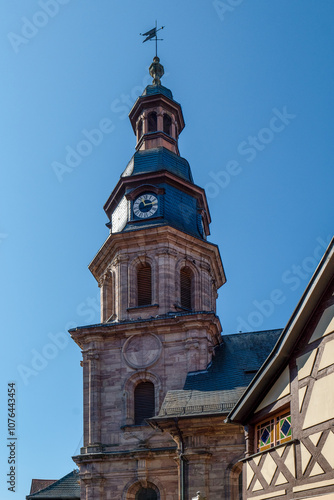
[228,238,334,500]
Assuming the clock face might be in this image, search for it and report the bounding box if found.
[133,194,158,219]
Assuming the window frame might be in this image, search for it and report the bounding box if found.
[134,381,155,426]
[147,111,157,132]
[180,266,193,310]
[137,262,152,307]
[163,113,172,135]
[256,409,292,452]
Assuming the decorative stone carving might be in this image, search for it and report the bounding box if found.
[84,350,100,361]
[98,271,112,288]
[123,333,162,369]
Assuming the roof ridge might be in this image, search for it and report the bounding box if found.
[222,328,283,338]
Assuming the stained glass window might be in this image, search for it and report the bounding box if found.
[278,414,292,444]
[256,411,291,452]
[257,419,275,451]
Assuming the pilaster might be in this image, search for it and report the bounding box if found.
[82,347,102,448]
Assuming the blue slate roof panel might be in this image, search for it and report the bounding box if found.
[154,330,282,418]
[184,330,282,393]
[142,84,174,100]
[121,148,194,183]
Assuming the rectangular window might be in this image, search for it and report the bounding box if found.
[256,411,291,452]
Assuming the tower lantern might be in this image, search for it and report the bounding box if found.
[129,57,185,155]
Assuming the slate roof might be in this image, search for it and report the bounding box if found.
[155,329,282,418]
[122,147,194,183]
[26,470,80,499]
[30,480,57,495]
[142,84,174,100]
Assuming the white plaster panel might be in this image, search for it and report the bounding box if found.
[318,339,334,371]
[299,386,307,412]
[276,446,285,458]
[321,430,334,468]
[261,453,277,486]
[275,472,288,485]
[297,350,317,380]
[248,490,286,500]
[300,442,312,474]
[246,462,254,489]
[309,305,334,344]
[302,494,334,500]
[309,462,325,477]
[293,479,334,492]
[253,479,263,492]
[309,431,322,447]
[284,444,295,478]
[303,372,334,429]
[256,367,290,412]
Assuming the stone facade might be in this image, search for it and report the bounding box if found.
[70,223,240,499]
[70,58,272,500]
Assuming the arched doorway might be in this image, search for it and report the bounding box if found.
[135,487,158,500]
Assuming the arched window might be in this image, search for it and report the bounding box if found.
[180,266,193,310]
[134,382,155,425]
[137,263,152,306]
[148,112,157,132]
[135,487,158,500]
[137,119,143,140]
[163,114,172,135]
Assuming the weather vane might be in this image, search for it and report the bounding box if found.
[140,21,165,58]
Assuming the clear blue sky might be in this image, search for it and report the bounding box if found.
[1,1,333,497]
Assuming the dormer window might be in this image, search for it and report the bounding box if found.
[163,113,172,135]
[148,112,157,132]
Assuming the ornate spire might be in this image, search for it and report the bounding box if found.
[149,56,164,85]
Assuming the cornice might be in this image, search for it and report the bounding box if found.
[70,311,222,349]
[88,225,225,288]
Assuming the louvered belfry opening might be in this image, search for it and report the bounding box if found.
[136,487,158,500]
[134,382,155,425]
[137,119,143,140]
[180,266,193,310]
[148,111,157,132]
[137,263,152,306]
[163,113,172,135]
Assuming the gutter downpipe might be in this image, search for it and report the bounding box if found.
[174,418,185,500]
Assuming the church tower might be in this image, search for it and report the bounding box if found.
[70,57,238,500]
